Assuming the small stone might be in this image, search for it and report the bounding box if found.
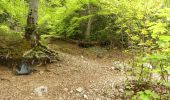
[96,98,100,100]
[39,71,44,75]
[94,89,99,92]
[119,89,124,93]
[81,55,84,58]
[83,94,88,99]
[63,88,68,92]
[131,90,134,94]
[143,63,153,69]
[58,97,63,100]
[33,86,48,96]
[111,67,115,70]
[76,87,84,93]
[69,90,73,94]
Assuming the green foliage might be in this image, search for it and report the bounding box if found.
[0,0,170,98]
[0,0,27,27]
[0,24,10,35]
[0,24,22,41]
[133,90,159,100]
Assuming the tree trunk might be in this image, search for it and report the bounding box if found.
[85,3,92,40]
[25,0,39,47]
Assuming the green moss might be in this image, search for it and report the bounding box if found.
[0,39,32,59]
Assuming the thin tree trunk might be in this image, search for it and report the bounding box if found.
[85,3,92,40]
[25,0,39,47]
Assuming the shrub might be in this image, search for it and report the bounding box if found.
[0,24,22,41]
[0,24,10,35]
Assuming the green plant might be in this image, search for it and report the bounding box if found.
[133,90,159,100]
[0,24,10,35]
[0,24,22,41]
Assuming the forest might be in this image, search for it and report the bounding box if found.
[0,0,170,100]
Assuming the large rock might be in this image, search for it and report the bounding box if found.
[15,62,32,75]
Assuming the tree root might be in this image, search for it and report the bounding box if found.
[0,44,59,68]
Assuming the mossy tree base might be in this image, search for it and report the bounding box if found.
[0,38,59,68]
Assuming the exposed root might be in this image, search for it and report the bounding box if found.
[0,39,59,69]
[23,44,59,65]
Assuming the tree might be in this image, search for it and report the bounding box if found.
[85,2,92,39]
[25,0,39,47]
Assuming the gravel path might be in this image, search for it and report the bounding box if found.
[0,46,127,100]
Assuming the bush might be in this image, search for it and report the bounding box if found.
[0,24,22,41]
[0,24,10,35]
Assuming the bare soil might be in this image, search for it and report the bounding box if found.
[0,40,129,100]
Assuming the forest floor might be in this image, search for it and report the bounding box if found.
[0,40,131,100]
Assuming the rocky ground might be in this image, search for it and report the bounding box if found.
[0,40,130,100]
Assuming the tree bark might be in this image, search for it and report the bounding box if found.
[25,0,39,47]
[85,2,92,40]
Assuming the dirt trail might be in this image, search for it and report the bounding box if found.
[0,41,128,100]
